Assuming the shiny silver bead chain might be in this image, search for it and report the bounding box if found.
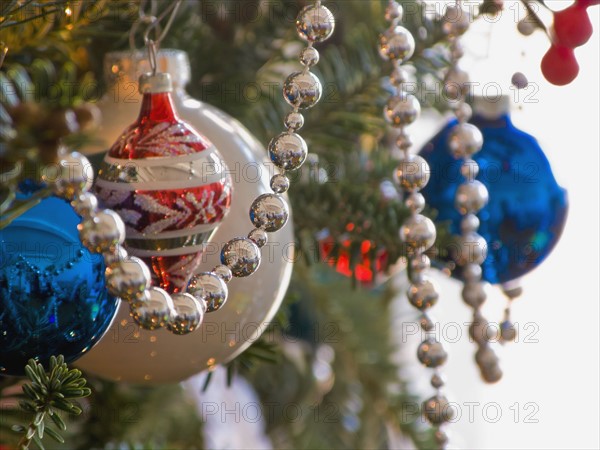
[46,1,335,336]
[379,1,453,447]
[440,1,503,383]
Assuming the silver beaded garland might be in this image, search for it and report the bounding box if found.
[380,2,452,442]
[441,1,501,383]
[46,1,335,336]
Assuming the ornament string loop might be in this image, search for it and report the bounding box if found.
[128,0,183,74]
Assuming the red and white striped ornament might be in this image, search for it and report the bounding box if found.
[96,73,232,293]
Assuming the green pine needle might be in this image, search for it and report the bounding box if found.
[14,356,91,450]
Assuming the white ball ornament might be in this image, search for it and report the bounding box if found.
[76,50,294,383]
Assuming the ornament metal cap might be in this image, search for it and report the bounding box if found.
[472,94,511,119]
[139,72,173,94]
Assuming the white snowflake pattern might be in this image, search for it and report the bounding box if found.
[112,122,207,157]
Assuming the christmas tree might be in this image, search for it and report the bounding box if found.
[1,1,599,449]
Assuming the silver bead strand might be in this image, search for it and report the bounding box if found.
[212,1,335,296]
[441,1,501,383]
[380,2,453,447]
[49,2,335,337]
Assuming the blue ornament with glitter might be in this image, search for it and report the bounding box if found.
[419,99,568,284]
[0,195,119,376]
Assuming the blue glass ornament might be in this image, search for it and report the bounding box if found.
[0,195,119,376]
[419,113,568,284]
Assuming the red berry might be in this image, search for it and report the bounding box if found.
[541,45,580,85]
[553,4,593,47]
[576,0,600,8]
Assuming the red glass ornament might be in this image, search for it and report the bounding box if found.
[553,4,593,48]
[319,232,388,284]
[541,45,580,86]
[96,73,232,292]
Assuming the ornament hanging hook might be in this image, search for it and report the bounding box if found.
[128,0,183,75]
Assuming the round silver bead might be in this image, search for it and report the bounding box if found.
[442,5,470,37]
[431,372,446,389]
[456,232,487,266]
[517,19,536,36]
[475,344,500,368]
[188,272,228,312]
[407,279,439,311]
[511,71,529,89]
[455,180,489,214]
[283,71,322,109]
[462,263,482,282]
[399,214,437,252]
[476,348,501,370]
[129,287,174,330]
[213,264,233,283]
[420,314,436,332]
[469,312,496,345]
[221,237,261,277]
[502,284,523,299]
[462,281,488,308]
[384,93,421,127]
[270,174,290,194]
[460,159,480,181]
[296,4,335,43]
[103,245,128,267]
[448,123,484,158]
[53,152,93,200]
[410,254,431,273]
[284,111,304,132]
[390,66,409,87]
[396,132,413,150]
[167,293,205,335]
[480,364,503,384]
[405,192,426,214]
[500,320,517,343]
[460,213,480,233]
[78,209,126,254]
[300,46,320,67]
[268,132,308,171]
[394,155,430,192]
[248,228,268,248]
[423,394,455,425]
[417,338,448,368]
[250,193,289,232]
[378,26,415,62]
[385,1,403,22]
[105,255,151,302]
[71,192,98,218]
[434,429,450,447]
[454,102,473,123]
[444,67,470,101]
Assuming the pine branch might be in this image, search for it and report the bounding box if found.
[12,356,91,450]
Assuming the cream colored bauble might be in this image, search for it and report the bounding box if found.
[76,50,293,384]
